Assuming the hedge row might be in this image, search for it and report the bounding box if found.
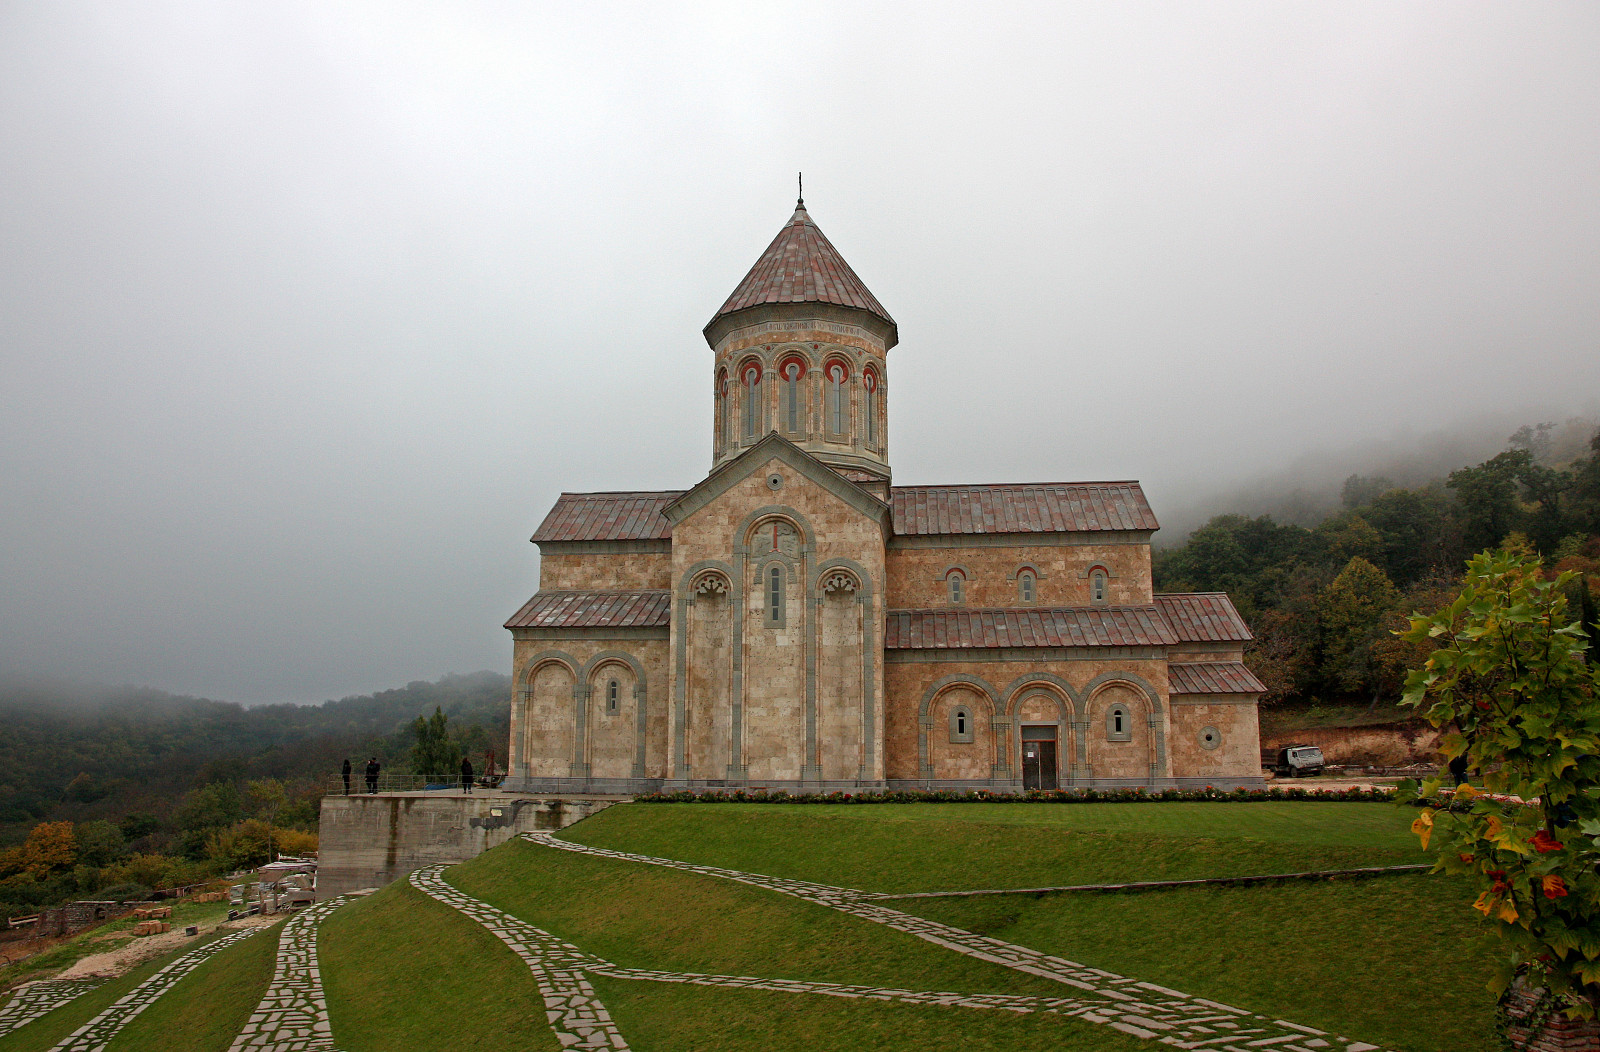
[632,785,1397,805]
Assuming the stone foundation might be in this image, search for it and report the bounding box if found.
[1506,986,1600,1052]
[316,793,619,897]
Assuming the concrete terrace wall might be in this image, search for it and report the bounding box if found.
[316,794,617,897]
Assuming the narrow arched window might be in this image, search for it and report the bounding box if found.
[606,680,619,714]
[782,360,803,433]
[826,363,847,435]
[767,565,784,626]
[949,706,973,743]
[1091,569,1108,604]
[716,373,729,450]
[742,363,761,439]
[1106,705,1131,741]
[948,572,964,605]
[864,369,878,447]
[1019,572,1035,603]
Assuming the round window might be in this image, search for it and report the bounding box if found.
[766,473,783,491]
[1199,726,1222,751]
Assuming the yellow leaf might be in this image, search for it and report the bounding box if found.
[1412,810,1435,849]
[1454,784,1480,801]
[1499,901,1520,924]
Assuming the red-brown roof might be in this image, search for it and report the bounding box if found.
[1168,661,1265,695]
[708,203,894,329]
[889,483,1159,535]
[505,590,672,630]
[531,492,683,543]
[1154,593,1253,642]
[884,606,1179,650]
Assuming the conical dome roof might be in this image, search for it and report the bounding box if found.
[706,201,896,343]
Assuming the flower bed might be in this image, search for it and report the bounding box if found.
[633,785,1396,804]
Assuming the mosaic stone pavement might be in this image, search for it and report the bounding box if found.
[409,866,631,1051]
[49,925,264,1052]
[0,980,106,1038]
[519,831,1392,1052]
[226,896,350,1052]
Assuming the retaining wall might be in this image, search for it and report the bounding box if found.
[316,793,619,897]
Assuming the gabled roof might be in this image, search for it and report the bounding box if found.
[890,483,1159,536]
[1168,661,1265,695]
[505,590,672,630]
[663,432,891,534]
[1154,593,1253,642]
[706,202,895,340]
[884,606,1179,650]
[531,491,683,544]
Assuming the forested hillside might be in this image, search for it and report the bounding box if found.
[1155,423,1600,705]
[0,672,511,919]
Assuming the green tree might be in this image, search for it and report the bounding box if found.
[1448,449,1532,552]
[1317,556,1401,696]
[74,820,126,867]
[410,706,462,782]
[1398,549,1600,1015]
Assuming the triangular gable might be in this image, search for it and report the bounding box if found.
[662,432,892,534]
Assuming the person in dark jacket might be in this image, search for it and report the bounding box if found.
[341,758,352,796]
[460,756,475,795]
[365,757,380,794]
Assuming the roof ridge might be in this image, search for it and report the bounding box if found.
[892,481,1144,489]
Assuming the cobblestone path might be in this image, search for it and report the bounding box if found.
[49,925,264,1052]
[409,865,631,1051]
[226,896,349,1052]
[521,831,1390,1052]
[0,980,106,1038]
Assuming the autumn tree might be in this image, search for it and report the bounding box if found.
[1399,549,1600,1016]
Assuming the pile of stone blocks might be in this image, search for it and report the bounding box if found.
[132,920,170,937]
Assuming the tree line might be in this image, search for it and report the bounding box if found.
[1155,424,1600,706]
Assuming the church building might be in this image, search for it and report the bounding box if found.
[503,198,1265,793]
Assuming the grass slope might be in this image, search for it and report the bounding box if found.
[0,926,273,1052]
[566,801,1424,893]
[104,922,279,1052]
[319,881,562,1052]
[556,802,1495,1052]
[443,840,1151,1052]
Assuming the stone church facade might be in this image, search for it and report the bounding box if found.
[503,199,1265,794]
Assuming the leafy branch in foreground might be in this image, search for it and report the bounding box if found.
[1398,549,1600,1015]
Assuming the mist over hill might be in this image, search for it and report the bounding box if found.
[1156,411,1599,543]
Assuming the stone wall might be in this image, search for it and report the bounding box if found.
[884,542,1152,609]
[537,550,671,590]
[316,794,616,897]
[507,637,670,788]
[1168,697,1264,783]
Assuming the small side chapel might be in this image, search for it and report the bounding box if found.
[503,197,1265,793]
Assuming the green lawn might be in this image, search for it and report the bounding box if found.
[549,801,1497,1052]
[565,801,1425,893]
[0,924,276,1052]
[105,922,278,1052]
[320,880,563,1052]
[0,896,234,991]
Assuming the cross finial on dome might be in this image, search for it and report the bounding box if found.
[797,171,804,208]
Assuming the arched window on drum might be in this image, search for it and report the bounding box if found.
[779,356,807,435]
[741,361,762,439]
[825,361,849,436]
[715,370,729,450]
[863,366,880,448]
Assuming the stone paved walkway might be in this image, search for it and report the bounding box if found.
[0,980,106,1038]
[49,925,264,1051]
[520,831,1390,1052]
[226,896,350,1052]
[409,866,630,1051]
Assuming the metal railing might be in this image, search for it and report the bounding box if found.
[324,774,501,795]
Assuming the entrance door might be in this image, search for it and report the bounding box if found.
[1021,726,1059,790]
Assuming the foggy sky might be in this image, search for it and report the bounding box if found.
[2,2,1597,704]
